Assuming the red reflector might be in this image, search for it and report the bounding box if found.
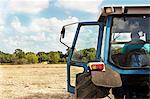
[91,64,104,70]
[88,62,105,71]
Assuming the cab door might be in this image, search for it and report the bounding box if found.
[67,22,104,93]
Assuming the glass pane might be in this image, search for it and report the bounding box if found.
[72,25,99,62]
[110,15,150,68]
[61,24,78,47]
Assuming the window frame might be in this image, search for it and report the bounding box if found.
[108,14,150,70]
[70,22,103,63]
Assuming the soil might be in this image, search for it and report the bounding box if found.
[0,64,70,99]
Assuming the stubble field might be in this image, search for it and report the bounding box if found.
[0,64,71,99]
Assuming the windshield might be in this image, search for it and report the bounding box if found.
[110,15,150,68]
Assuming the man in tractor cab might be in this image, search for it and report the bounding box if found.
[122,32,147,54]
[121,32,150,67]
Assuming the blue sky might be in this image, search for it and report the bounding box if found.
[0,0,103,53]
[0,0,149,53]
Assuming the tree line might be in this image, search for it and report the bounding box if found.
[0,48,98,65]
[72,48,96,62]
[0,49,68,64]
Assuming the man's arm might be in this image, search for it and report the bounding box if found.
[143,44,150,54]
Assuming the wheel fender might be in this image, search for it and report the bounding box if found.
[91,66,122,87]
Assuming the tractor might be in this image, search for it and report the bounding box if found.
[60,5,150,99]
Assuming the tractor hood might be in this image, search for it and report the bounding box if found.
[91,66,122,87]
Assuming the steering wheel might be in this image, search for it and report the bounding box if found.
[125,49,149,67]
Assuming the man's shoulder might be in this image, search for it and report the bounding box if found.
[131,39,145,42]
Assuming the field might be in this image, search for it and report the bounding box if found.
[0,64,74,99]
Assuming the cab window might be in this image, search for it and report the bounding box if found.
[72,25,99,63]
[109,15,150,68]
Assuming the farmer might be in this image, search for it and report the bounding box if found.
[121,32,150,67]
[122,32,144,54]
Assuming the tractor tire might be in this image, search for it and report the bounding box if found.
[75,72,110,99]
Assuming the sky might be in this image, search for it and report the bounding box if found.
[0,0,149,53]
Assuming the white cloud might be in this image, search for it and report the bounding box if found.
[8,0,49,14]
[11,17,28,33]
[30,32,47,41]
[0,12,5,32]
[57,0,103,14]
[9,16,79,53]
[0,26,4,32]
[30,16,79,33]
[11,16,79,34]
[0,0,105,53]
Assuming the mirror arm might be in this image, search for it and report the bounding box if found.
[59,35,70,49]
[60,22,79,49]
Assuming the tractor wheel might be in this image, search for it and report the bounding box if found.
[75,72,110,98]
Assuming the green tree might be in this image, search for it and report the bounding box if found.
[25,52,38,64]
[73,48,96,62]
[0,49,67,64]
[14,49,25,58]
[0,51,13,64]
[48,51,61,63]
[37,52,48,63]
[0,51,4,63]
[57,51,66,63]
[4,53,13,63]
[12,49,27,64]
[12,58,28,64]
[86,48,96,61]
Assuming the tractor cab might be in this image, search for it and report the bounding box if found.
[60,5,150,98]
[100,6,150,69]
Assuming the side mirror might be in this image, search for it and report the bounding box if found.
[61,26,65,38]
[60,26,69,48]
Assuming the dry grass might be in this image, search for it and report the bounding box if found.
[0,64,71,99]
